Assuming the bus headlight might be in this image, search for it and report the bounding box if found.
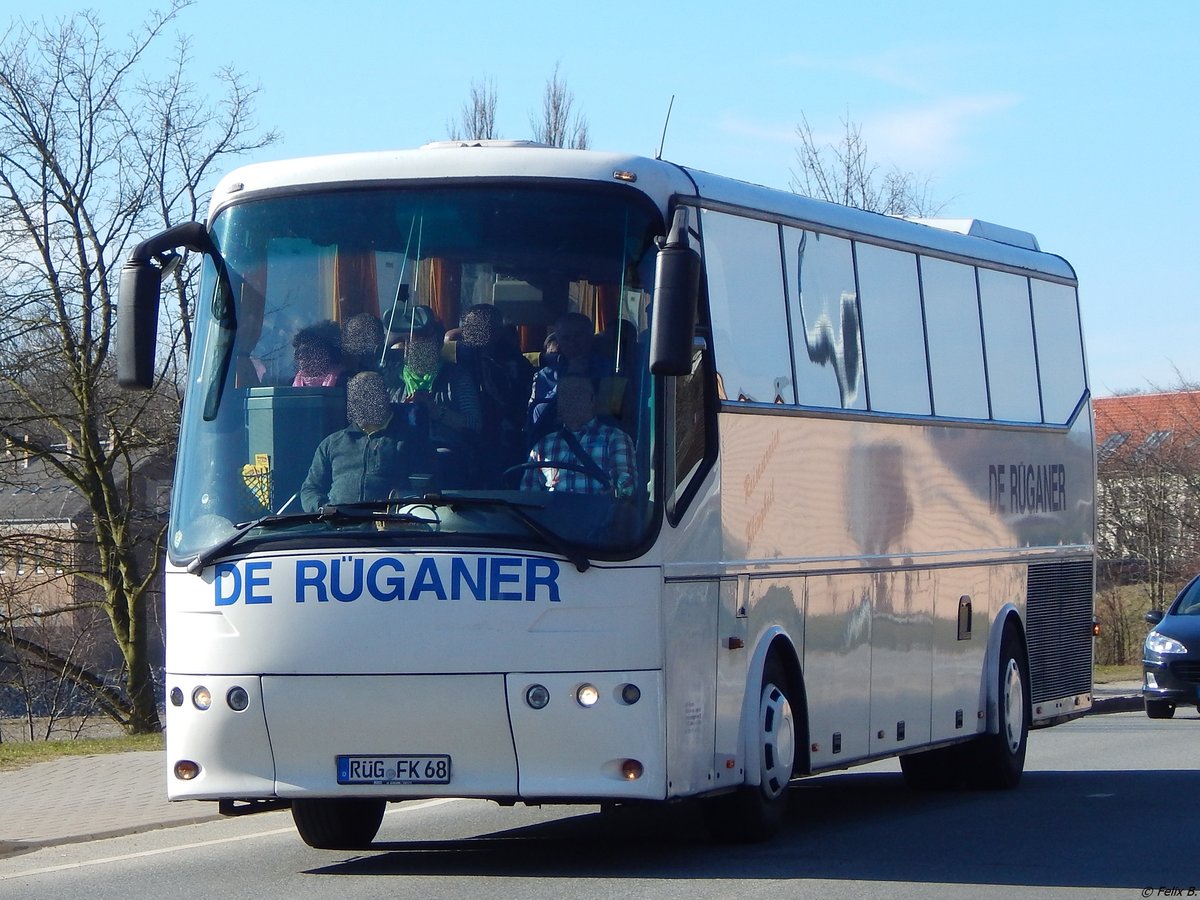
[191,686,212,710]
[576,684,600,708]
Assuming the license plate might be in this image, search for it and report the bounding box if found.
[336,754,451,785]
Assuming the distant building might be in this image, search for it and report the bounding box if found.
[0,438,169,714]
[1093,390,1200,581]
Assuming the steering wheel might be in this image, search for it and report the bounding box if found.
[503,460,611,490]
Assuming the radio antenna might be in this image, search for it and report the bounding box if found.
[654,95,675,160]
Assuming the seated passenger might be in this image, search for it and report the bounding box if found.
[524,330,558,370]
[454,304,534,487]
[393,308,481,487]
[291,320,344,387]
[342,312,403,393]
[521,373,636,496]
[341,313,384,374]
[300,372,421,511]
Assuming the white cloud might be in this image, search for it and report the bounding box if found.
[859,95,1021,170]
[715,113,798,146]
[776,47,953,94]
[716,94,1020,175]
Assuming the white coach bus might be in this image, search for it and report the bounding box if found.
[118,142,1094,849]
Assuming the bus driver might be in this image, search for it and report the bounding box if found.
[520,373,635,497]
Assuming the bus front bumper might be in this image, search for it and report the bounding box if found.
[164,672,666,803]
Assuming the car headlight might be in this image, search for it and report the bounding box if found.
[1146,631,1189,655]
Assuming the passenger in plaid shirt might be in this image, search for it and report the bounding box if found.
[521,374,636,496]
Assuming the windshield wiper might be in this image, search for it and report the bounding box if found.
[187,495,590,574]
[186,503,432,574]
[413,492,592,573]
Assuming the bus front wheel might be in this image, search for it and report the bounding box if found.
[969,625,1030,790]
[704,658,797,842]
[291,797,386,849]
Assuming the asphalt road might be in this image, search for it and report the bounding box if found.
[1,709,1196,900]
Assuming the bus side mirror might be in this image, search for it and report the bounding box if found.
[117,221,217,389]
[650,208,700,376]
[118,259,163,389]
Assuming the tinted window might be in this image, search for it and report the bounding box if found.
[784,228,865,410]
[171,185,661,562]
[701,210,792,403]
[667,344,711,517]
[979,269,1041,422]
[1031,280,1086,424]
[921,256,988,418]
[855,243,930,415]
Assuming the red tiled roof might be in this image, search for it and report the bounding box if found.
[1094,391,1200,453]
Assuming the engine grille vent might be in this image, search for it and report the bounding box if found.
[1025,559,1094,704]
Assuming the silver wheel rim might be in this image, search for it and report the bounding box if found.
[758,681,795,800]
[1002,658,1025,754]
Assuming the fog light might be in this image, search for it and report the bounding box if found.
[192,687,212,710]
[621,759,644,780]
[169,687,184,707]
[227,686,249,711]
[174,760,201,780]
[620,683,641,705]
[526,684,550,709]
[576,684,600,708]
[1146,673,1158,689]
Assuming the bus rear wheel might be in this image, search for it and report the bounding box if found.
[968,625,1029,790]
[704,658,797,842]
[291,797,386,849]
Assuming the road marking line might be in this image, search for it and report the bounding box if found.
[0,798,460,881]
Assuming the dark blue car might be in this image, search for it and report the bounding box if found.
[1143,575,1200,718]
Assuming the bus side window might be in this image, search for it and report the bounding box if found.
[666,341,712,521]
[700,209,791,404]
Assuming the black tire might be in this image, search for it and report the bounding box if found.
[899,742,972,791]
[291,798,386,850]
[1145,699,1176,719]
[704,658,799,842]
[968,625,1030,790]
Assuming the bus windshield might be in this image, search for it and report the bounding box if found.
[170,184,663,566]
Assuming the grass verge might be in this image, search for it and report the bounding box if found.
[0,733,164,772]
[1094,663,1141,683]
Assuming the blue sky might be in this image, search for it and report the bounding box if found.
[29,1,1200,396]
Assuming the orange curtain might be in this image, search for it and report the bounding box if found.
[425,258,461,331]
[595,284,619,334]
[573,281,599,330]
[519,323,547,355]
[335,250,380,322]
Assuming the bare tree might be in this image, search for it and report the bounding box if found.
[447,76,499,142]
[0,3,276,733]
[1093,387,1200,663]
[790,113,943,216]
[530,63,589,149]
[1,565,114,741]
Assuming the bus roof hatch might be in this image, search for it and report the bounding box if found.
[907,217,1041,251]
